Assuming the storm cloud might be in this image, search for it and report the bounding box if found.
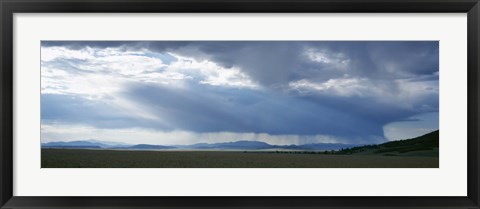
[40,41,439,145]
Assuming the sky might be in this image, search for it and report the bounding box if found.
[40,41,439,145]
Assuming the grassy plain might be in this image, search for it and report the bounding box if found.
[41,148,439,168]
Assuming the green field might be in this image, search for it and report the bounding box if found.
[41,148,438,168]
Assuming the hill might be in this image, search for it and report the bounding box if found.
[181,140,273,149]
[157,140,360,150]
[128,144,176,149]
[334,130,439,157]
[42,140,109,148]
[42,140,360,151]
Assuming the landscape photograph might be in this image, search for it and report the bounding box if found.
[40,41,439,168]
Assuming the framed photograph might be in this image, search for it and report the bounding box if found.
[1,0,479,208]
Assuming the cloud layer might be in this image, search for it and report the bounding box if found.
[41,41,439,145]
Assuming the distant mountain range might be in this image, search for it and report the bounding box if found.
[41,139,361,151]
[41,139,131,149]
[41,130,439,157]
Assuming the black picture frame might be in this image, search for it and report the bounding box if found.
[1,0,479,208]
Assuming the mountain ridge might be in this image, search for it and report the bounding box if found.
[42,139,362,151]
[42,131,439,152]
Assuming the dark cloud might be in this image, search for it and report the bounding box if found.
[41,41,439,143]
[41,41,190,52]
[42,41,438,84]
[127,83,382,136]
[299,91,438,126]
[41,82,385,143]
